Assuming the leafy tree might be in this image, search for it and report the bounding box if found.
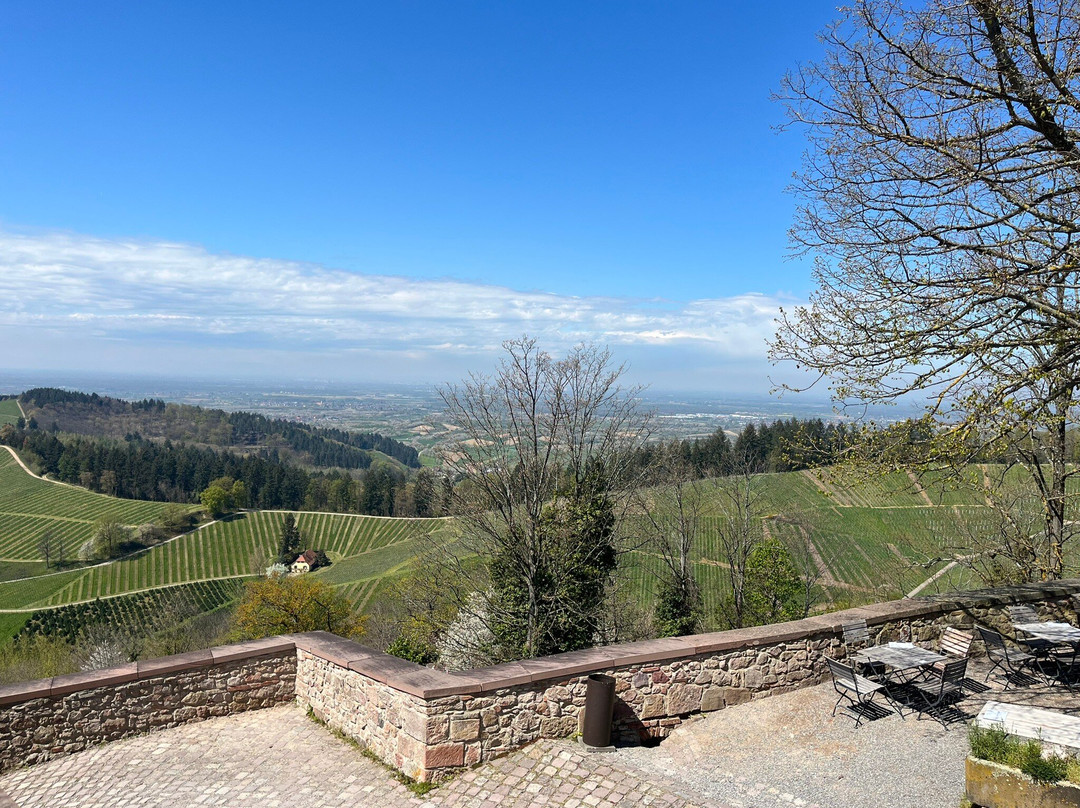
[232,575,366,639]
[772,0,1080,580]
[742,539,805,627]
[199,484,230,518]
[654,578,700,638]
[230,479,249,509]
[277,513,303,565]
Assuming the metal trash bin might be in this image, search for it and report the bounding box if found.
[582,673,616,747]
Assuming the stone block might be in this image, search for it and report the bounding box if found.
[700,687,725,712]
[423,743,465,769]
[665,683,702,715]
[449,718,480,742]
[639,693,666,719]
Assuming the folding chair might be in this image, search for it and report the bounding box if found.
[842,619,885,678]
[976,625,1038,689]
[825,657,891,726]
[1007,605,1056,657]
[911,658,968,726]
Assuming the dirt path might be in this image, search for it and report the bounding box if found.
[906,470,935,506]
[800,468,852,507]
[0,445,83,491]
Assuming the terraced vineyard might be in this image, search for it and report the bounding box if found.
[0,440,1032,638]
[0,504,448,613]
[0,450,177,561]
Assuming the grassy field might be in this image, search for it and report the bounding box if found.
[0,450,179,561]
[0,399,21,426]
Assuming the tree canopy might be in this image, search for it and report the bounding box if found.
[772,0,1080,579]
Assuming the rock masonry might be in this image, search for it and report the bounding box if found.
[2,581,1079,783]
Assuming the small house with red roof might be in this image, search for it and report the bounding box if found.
[291,549,319,574]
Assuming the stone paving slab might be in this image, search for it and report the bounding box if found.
[0,704,724,808]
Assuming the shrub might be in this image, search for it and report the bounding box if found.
[969,725,1074,785]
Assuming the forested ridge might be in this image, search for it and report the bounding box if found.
[15,387,419,469]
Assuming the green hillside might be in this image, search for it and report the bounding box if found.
[0,399,21,426]
[0,442,1017,634]
[0,450,180,562]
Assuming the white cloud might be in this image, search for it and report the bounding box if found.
[0,227,800,387]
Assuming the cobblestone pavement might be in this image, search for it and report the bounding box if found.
[612,661,1080,808]
[0,704,725,808]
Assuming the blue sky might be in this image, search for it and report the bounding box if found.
[0,1,840,392]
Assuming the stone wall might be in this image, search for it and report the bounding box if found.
[3,581,1080,783]
[0,637,296,772]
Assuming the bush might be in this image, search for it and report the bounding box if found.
[969,725,1073,785]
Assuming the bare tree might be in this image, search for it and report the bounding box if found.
[714,460,768,629]
[772,0,1080,580]
[637,448,707,635]
[438,337,651,661]
[37,528,58,569]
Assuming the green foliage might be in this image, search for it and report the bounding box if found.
[200,484,231,518]
[232,575,366,640]
[0,633,77,684]
[743,539,805,626]
[969,725,1074,785]
[488,489,618,660]
[386,633,438,665]
[277,513,303,565]
[654,577,700,637]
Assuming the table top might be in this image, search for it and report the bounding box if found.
[1015,621,1080,643]
[854,644,946,670]
[976,700,1080,753]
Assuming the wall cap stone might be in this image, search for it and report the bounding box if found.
[0,677,51,707]
[51,663,138,696]
[137,649,214,679]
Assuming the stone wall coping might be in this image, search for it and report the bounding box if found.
[3,579,1078,710]
[136,648,214,679]
[210,636,296,665]
[51,663,139,696]
[0,677,52,707]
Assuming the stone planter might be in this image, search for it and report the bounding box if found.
[966,757,1080,808]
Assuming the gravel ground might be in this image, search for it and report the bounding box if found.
[612,662,1078,808]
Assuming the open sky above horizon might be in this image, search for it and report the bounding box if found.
[0,1,844,394]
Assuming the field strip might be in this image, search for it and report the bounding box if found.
[0,511,98,524]
[256,508,451,523]
[0,517,222,587]
[906,471,935,506]
[0,573,254,613]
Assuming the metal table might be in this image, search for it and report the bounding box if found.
[854,644,947,717]
[1014,621,1080,685]
[1014,621,1080,645]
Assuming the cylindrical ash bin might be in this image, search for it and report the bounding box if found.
[582,673,616,747]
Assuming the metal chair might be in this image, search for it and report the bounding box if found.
[825,657,891,726]
[911,658,969,726]
[929,627,973,675]
[1007,605,1056,657]
[842,619,885,678]
[976,625,1038,689]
